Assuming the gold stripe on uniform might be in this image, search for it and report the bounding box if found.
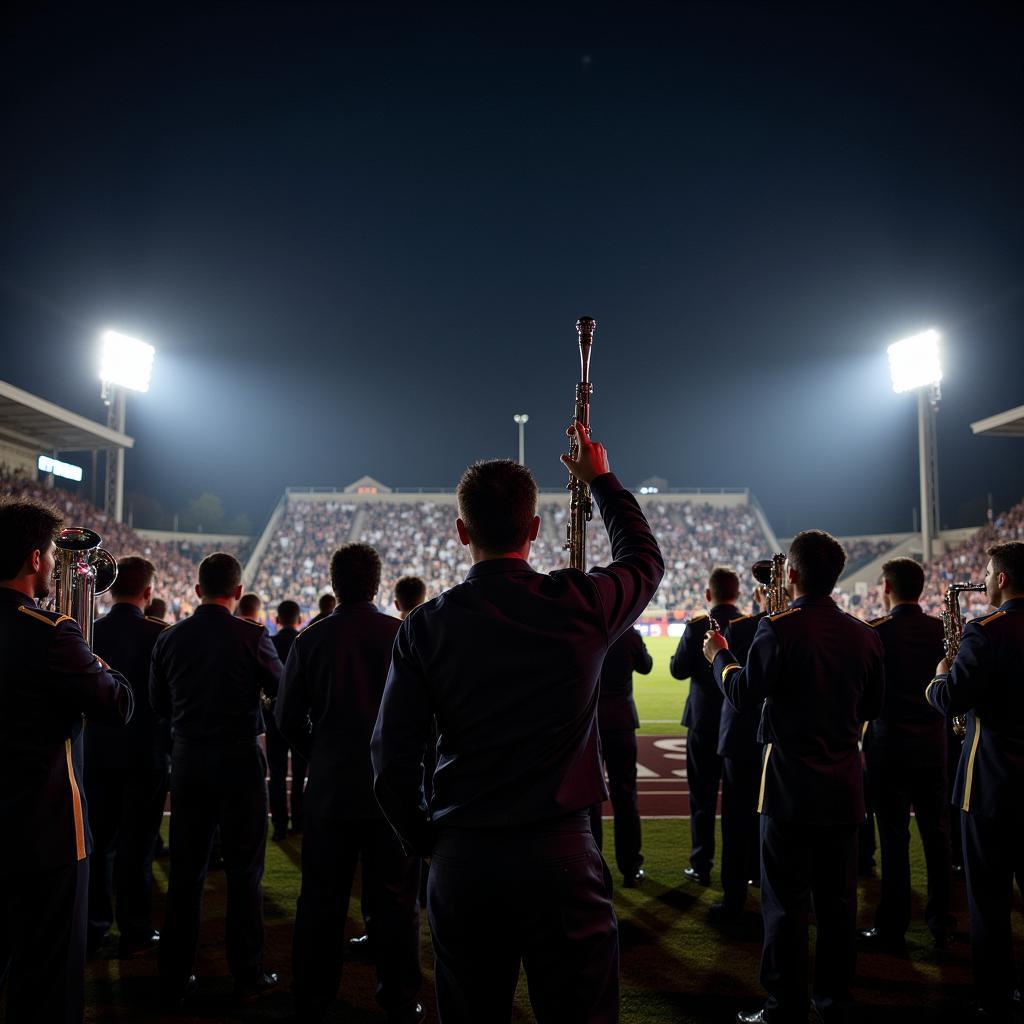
[757,743,773,813]
[64,738,86,861]
[961,716,982,813]
[721,663,742,682]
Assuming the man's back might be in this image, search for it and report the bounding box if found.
[597,627,652,730]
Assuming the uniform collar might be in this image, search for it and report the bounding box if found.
[999,597,1024,612]
[466,557,534,580]
[194,603,232,616]
[333,601,378,613]
[108,602,145,618]
[791,594,837,610]
[889,603,923,617]
[710,603,740,618]
[0,586,37,609]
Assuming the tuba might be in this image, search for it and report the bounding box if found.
[752,553,789,615]
[565,316,595,571]
[941,581,986,738]
[53,528,118,649]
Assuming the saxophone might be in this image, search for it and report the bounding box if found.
[752,553,789,615]
[565,316,595,571]
[941,581,986,738]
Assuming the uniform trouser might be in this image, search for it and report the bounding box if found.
[428,813,619,1024]
[160,738,268,987]
[588,728,643,878]
[948,731,964,868]
[0,858,89,1024]
[86,754,168,945]
[264,714,307,831]
[720,754,760,908]
[686,728,722,875]
[870,752,953,939]
[292,815,421,1022]
[759,816,858,1024]
[961,811,1024,1019]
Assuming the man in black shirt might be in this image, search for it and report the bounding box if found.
[0,498,134,1023]
[705,530,884,1024]
[150,552,282,1005]
[86,555,169,958]
[670,566,746,886]
[306,592,336,627]
[589,626,653,887]
[372,422,664,1023]
[859,557,953,950]
[927,541,1024,1021]
[276,546,422,1024]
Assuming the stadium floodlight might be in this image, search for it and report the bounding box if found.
[887,328,942,394]
[513,413,529,465]
[99,329,155,393]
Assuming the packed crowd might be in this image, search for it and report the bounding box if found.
[837,537,895,576]
[0,474,248,620]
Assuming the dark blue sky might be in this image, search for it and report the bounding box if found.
[2,3,1022,537]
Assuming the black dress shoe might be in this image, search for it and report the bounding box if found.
[118,929,159,958]
[735,1010,770,1024]
[160,974,198,1010]
[272,826,289,841]
[387,1002,427,1024]
[683,866,711,886]
[857,926,906,953]
[622,868,645,888]
[235,969,279,1000]
[708,901,744,924]
[348,933,373,961]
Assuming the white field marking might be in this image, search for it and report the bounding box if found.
[635,763,660,778]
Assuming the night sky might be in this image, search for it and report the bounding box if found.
[2,3,1022,538]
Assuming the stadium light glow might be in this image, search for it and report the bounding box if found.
[887,329,942,394]
[99,329,155,393]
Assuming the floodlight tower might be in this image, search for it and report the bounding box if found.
[513,413,529,466]
[99,329,155,522]
[887,328,943,562]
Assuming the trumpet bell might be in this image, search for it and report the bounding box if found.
[751,559,773,586]
[93,548,118,595]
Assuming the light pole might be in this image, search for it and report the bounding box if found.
[99,329,155,523]
[887,328,942,562]
[513,414,529,466]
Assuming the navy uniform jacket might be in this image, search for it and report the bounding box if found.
[866,604,945,765]
[371,472,664,856]
[89,603,170,766]
[597,627,653,731]
[0,587,134,872]
[275,604,401,820]
[149,604,282,741]
[670,603,744,735]
[926,598,1024,817]
[271,625,299,668]
[711,594,885,824]
[717,611,767,758]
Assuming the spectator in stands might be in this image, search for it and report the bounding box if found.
[393,576,427,618]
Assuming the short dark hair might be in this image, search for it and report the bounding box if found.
[394,575,427,612]
[989,541,1024,590]
[276,599,301,626]
[237,592,262,618]
[330,544,381,603]
[145,597,167,619]
[788,530,847,597]
[456,459,537,554]
[708,565,740,603]
[0,499,64,580]
[318,593,337,614]
[111,555,156,598]
[881,556,924,602]
[197,552,242,598]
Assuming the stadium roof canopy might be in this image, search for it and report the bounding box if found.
[970,403,1024,439]
[0,379,134,452]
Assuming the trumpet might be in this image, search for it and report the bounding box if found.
[565,316,595,571]
[53,527,118,649]
[752,553,789,615]
[941,581,986,738]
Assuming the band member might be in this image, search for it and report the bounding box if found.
[704,530,884,1024]
[589,625,653,887]
[393,576,427,617]
[276,545,423,1024]
[266,600,306,841]
[237,592,262,622]
[86,556,170,958]
[150,553,282,1006]
[712,588,768,921]
[859,557,954,950]
[306,592,336,627]
[0,498,134,1024]
[670,566,746,886]
[926,541,1024,1021]
[372,423,664,1023]
[145,597,168,622]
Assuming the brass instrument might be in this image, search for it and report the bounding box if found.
[752,553,789,615]
[941,581,986,738]
[53,527,118,649]
[565,316,595,571]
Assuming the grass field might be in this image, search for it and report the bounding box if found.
[636,635,686,736]
[79,817,1006,1024]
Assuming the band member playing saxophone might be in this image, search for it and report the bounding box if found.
[926,541,1024,1022]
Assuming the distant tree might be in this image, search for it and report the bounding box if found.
[228,512,253,536]
[178,492,226,533]
[128,492,169,529]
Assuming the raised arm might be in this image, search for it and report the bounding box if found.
[926,621,991,717]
